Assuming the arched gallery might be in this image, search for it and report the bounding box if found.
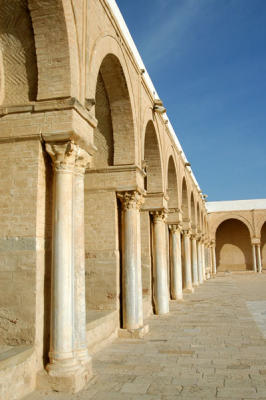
[0,1,265,399]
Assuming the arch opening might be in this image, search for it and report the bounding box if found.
[181,178,189,222]
[93,54,135,168]
[167,156,178,209]
[261,222,266,270]
[191,193,196,229]
[144,121,163,193]
[196,203,200,231]
[216,219,252,272]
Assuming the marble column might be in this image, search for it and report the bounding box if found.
[119,191,144,329]
[257,245,262,273]
[183,230,194,293]
[201,242,206,280]
[45,141,86,384]
[197,238,203,284]
[191,235,199,287]
[207,245,212,278]
[152,210,169,315]
[252,244,257,272]
[169,224,183,300]
[73,148,91,366]
[211,243,217,275]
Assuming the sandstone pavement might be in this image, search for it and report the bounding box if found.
[24,273,266,400]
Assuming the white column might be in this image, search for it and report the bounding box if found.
[191,236,199,287]
[257,245,262,273]
[197,239,203,284]
[201,242,206,280]
[73,148,91,365]
[169,225,183,300]
[252,244,257,272]
[45,142,82,377]
[119,191,144,329]
[183,231,194,293]
[211,243,217,275]
[152,211,169,315]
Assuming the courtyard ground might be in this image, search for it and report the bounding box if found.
[25,273,266,400]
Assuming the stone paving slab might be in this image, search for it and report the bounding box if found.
[24,274,266,400]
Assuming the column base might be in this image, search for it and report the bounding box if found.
[40,360,92,393]
[193,282,199,287]
[171,294,183,301]
[118,324,149,339]
[183,287,194,294]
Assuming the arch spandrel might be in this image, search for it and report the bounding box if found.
[28,0,80,100]
[0,0,38,104]
[88,35,138,165]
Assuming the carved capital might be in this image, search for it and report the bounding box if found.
[183,229,191,238]
[75,147,91,175]
[45,141,77,173]
[151,210,167,223]
[169,224,182,233]
[118,191,144,211]
[45,141,91,175]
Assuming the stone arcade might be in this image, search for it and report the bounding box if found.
[0,1,265,399]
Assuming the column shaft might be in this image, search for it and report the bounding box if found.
[192,237,199,286]
[73,150,91,364]
[211,245,217,275]
[46,142,79,373]
[120,192,143,330]
[183,232,193,292]
[197,240,203,284]
[252,244,257,272]
[152,211,169,315]
[257,245,262,273]
[201,243,206,280]
[169,226,183,300]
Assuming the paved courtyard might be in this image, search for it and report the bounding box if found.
[25,273,266,400]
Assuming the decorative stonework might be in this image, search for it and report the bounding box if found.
[151,210,167,223]
[45,141,77,172]
[169,224,182,233]
[117,191,144,211]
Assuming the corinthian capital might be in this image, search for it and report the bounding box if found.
[183,229,191,238]
[151,209,167,223]
[169,224,182,233]
[118,191,144,211]
[46,141,78,172]
[75,147,91,175]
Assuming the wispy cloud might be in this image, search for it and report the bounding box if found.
[139,0,201,67]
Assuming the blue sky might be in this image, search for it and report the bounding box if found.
[116,0,266,201]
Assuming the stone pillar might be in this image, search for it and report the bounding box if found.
[197,238,203,284]
[252,244,257,272]
[118,191,144,330]
[191,235,199,287]
[201,242,206,280]
[45,141,89,392]
[152,210,169,315]
[73,148,91,366]
[207,245,212,278]
[211,242,217,275]
[169,224,183,300]
[183,230,194,293]
[257,245,262,273]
